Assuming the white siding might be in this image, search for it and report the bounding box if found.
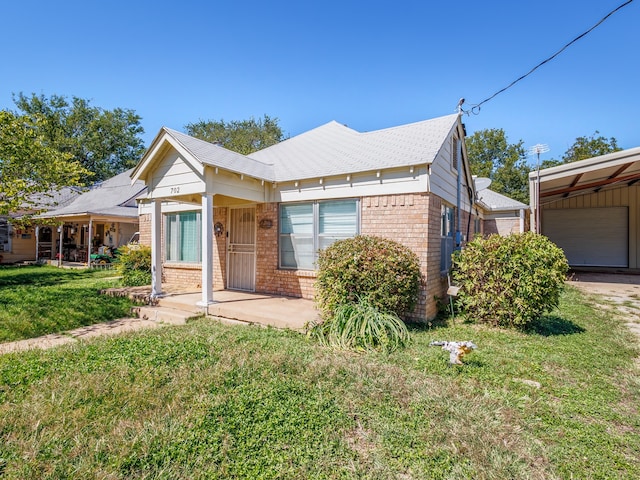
[150,149,205,198]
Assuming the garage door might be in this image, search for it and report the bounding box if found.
[542,207,628,267]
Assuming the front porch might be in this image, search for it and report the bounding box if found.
[115,286,319,331]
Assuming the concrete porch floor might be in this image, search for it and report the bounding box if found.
[153,289,320,331]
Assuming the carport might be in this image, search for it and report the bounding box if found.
[530,146,640,269]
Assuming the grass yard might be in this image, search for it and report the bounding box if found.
[0,285,639,479]
[0,265,134,342]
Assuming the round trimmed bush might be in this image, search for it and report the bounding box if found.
[451,232,569,329]
[315,235,421,318]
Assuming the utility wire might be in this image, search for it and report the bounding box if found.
[467,0,634,114]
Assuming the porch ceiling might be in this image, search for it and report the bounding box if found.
[536,147,640,203]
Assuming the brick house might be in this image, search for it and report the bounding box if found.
[132,113,519,321]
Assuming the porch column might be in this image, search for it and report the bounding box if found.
[151,199,163,298]
[35,226,40,262]
[198,193,214,306]
[87,219,93,266]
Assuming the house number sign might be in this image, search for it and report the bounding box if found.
[170,187,180,194]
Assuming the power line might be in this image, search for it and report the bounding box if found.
[466,0,634,115]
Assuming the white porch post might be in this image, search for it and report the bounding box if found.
[519,208,526,233]
[151,199,163,298]
[198,193,214,306]
[35,226,40,262]
[87,219,93,266]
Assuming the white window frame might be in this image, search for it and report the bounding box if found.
[165,211,202,263]
[279,198,360,270]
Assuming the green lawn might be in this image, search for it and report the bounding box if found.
[0,265,134,342]
[0,281,639,478]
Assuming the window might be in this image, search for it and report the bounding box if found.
[165,211,201,263]
[0,218,10,252]
[280,199,359,270]
[440,204,454,273]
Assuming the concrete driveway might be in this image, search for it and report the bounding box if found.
[568,272,640,339]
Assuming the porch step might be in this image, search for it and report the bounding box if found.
[156,295,204,314]
[132,305,203,325]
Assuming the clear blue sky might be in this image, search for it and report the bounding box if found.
[1,0,638,164]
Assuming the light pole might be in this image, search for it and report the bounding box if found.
[528,144,549,233]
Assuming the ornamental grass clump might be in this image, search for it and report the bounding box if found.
[309,296,410,353]
[451,232,569,329]
[116,244,152,286]
[315,235,421,319]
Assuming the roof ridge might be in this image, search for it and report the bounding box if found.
[360,113,459,136]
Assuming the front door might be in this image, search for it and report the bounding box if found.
[227,206,256,291]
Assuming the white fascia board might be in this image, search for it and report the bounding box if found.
[132,130,205,185]
[532,146,640,182]
[276,166,428,202]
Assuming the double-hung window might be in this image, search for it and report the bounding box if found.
[165,211,201,263]
[280,199,359,270]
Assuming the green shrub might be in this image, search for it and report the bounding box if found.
[116,244,152,287]
[451,232,568,329]
[309,296,410,352]
[315,235,421,318]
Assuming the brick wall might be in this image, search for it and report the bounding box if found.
[139,214,151,246]
[213,206,227,289]
[255,203,316,298]
[140,195,451,320]
[484,217,521,236]
[163,263,202,288]
[361,193,446,322]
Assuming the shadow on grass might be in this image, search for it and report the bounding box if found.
[0,265,96,288]
[526,315,586,336]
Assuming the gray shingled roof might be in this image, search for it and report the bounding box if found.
[39,169,147,219]
[248,114,459,181]
[477,189,528,211]
[164,128,276,181]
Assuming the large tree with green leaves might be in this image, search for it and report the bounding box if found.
[465,128,530,204]
[0,110,89,217]
[13,93,146,182]
[562,131,621,163]
[185,115,285,154]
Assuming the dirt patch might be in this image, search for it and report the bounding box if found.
[568,272,640,340]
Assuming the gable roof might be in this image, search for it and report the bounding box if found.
[248,114,460,181]
[39,169,147,219]
[133,113,461,185]
[163,128,276,181]
[477,188,528,212]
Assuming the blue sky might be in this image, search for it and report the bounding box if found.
[1,0,637,164]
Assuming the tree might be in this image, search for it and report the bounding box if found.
[184,115,285,155]
[13,93,146,182]
[0,110,89,217]
[562,131,621,163]
[465,128,530,204]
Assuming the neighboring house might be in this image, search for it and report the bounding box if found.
[530,146,640,269]
[34,169,147,263]
[0,187,80,264]
[132,113,479,321]
[475,181,529,236]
